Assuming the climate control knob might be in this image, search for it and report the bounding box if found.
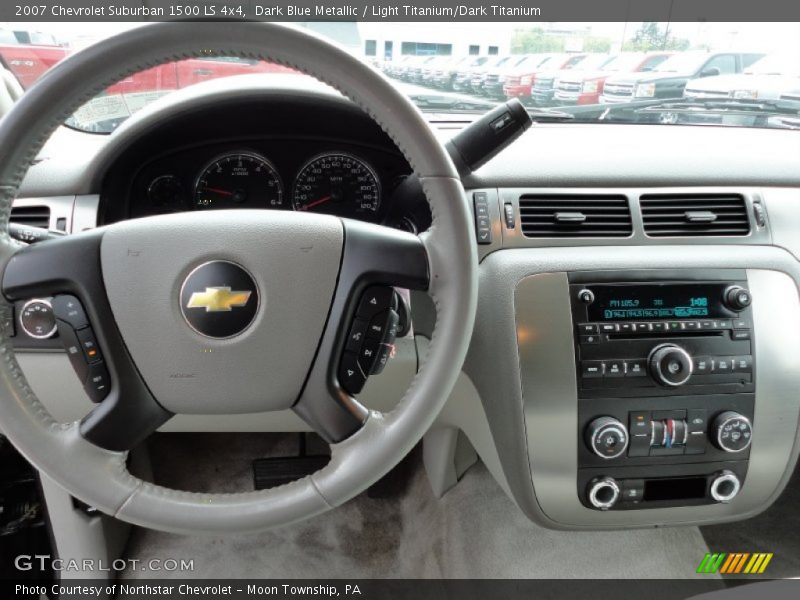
[723,285,752,312]
[712,411,753,453]
[648,343,693,386]
[585,416,629,459]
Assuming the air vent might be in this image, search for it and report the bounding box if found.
[518,194,632,238]
[10,205,50,229]
[640,194,750,237]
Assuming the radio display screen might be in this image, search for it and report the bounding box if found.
[586,283,732,321]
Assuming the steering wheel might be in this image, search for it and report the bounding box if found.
[0,23,477,534]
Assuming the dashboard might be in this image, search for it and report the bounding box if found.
[9,78,800,533]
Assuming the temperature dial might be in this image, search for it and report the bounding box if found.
[19,298,57,339]
[585,416,629,459]
[712,411,753,453]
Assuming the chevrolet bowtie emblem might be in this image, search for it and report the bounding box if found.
[186,287,252,312]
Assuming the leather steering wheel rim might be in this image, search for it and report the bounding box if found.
[0,22,478,533]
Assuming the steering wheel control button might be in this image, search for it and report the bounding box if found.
[713,411,753,453]
[356,285,395,319]
[357,340,380,373]
[77,328,102,363]
[345,319,368,352]
[366,309,397,340]
[179,260,258,339]
[51,294,89,330]
[648,343,693,386]
[56,322,89,382]
[19,298,58,340]
[84,362,111,403]
[338,352,366,395]
[585,416,629,460]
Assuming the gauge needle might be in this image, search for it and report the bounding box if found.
[206,187,234,196]
[302,195,332,211]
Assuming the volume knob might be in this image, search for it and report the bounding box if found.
[648,343,693,387]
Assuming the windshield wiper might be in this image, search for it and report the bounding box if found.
[634,97,800,117]
[526,108,575,122]
[409,94,497,112]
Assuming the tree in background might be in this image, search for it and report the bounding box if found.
[583,36,612,53]
[623,22,691,51]
[511,28,564,53]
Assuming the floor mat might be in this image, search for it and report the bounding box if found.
[701,463,800,579]
[121,433,717,579]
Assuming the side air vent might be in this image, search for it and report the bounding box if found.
[518,194,632,238]
[10,205,50,229]
[640,194,750,237]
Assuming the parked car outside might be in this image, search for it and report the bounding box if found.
[0,28,67,89]
[505,53,586,105]
[601,51,765,104]
[432,56,488,90]
[553,52,672,105]
[531,54,611,106]
[481,54,552,98]
[454,55,507,93]
[683,53,800,101]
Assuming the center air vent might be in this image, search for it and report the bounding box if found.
[518,194,632,238]
[640,194,750,237]
[10,205,50,229]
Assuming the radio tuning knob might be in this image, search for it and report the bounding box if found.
[648,343,693,387]
[723,285,752,311]
[712,411,753,453]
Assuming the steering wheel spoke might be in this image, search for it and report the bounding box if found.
[2,232,172,450]
[293,219,428,442]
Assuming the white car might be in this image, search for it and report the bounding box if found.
[684,53,800,100]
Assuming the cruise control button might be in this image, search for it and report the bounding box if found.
[83,362,110,403]
[345,319,368,352]
[57,321,88,382]
[77,328,102,363]
[51,295,89,330]
[356,286,394,319]
[605,360,625,377]
[338,352,366,395]
[581,361,604,378]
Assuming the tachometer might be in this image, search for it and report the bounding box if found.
[194,152,284,210]
[292,152,380,218]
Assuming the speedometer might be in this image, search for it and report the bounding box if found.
[194,152,284,210]
[292,152,380,218]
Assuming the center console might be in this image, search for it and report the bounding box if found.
[570,270,755,510]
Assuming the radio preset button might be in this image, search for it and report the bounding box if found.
[716,320,733,329]
[618,323,634,333]
[625,360,647,377]
[633,322,652,333]
[684,321,701,330]
[581,361,604,378]
[599,323,618,333]
[605,360,625,377]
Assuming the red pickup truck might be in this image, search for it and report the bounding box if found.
[0,29,67,89]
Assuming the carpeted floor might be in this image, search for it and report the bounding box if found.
[120,433,720,580]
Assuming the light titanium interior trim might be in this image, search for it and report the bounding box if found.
[11,195,75,232]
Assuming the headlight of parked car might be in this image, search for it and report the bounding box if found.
[732,89,759,100]
[635,83,657,98]
[582,80,599,93]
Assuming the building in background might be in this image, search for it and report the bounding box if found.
[358,23,512,60]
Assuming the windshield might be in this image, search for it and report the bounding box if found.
[4,21,800,132]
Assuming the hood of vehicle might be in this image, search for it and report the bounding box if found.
[605,70,693,85]
[557,69,611,84]
[685,73,800,94]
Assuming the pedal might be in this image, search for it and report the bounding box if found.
[252,455,330,490]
